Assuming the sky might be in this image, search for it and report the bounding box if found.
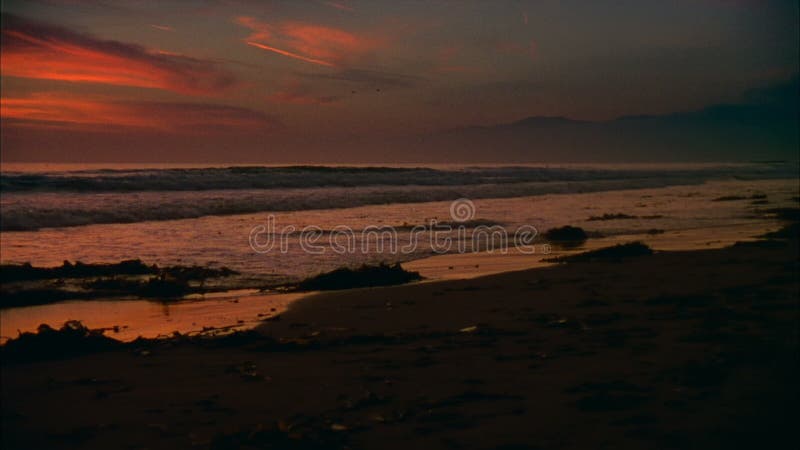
[1,0,798,163]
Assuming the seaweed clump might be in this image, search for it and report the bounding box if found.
[587,213,637,221]
[1,321,121,363]
[712,196,747,202]
[551,242,653,263]
[0,259,153,284]
[0,260,240,308]
[544,226,588,247]
[0,259,237,284]
[84,276,193,299]
[296,263,422,291]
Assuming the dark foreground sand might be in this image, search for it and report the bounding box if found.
[2,238,798,450]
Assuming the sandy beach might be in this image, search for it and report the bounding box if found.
[2,2,798,448]
[3,231,797,449]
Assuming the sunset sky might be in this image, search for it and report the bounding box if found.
[1,0,798,162]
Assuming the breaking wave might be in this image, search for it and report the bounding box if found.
[1,163,795,231]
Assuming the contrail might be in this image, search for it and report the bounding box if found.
[246,41,335,67]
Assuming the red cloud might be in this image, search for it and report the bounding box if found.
[0,14,235,95]
[1,93,279,133]
[236,16,382,67]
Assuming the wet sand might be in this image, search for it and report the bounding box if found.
[0,290,304,344]
[2,237,798,449]
[1,218,786,342]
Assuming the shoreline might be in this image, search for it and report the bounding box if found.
[0,216,789,343]
[3,177,795,276]
[2,230,798,449]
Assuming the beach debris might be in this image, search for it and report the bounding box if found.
[277,419,292,433]
[1,259,241,308]
[712,195,747,202]
[1,259,237,284]
[1,260,151,283]
[544,226,588,247]
[226,361,268,381]
[588,213,637,221]
[546,318,570,328]
[1,320,120,362]
[549,242,653,263]
[343,390,387,411]
[330,423,348,431]
[294,263,422,291]
[209,422,344,449]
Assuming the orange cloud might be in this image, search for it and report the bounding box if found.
[1,93,279,133]
[1,14,235,95]
[236,16,382,68]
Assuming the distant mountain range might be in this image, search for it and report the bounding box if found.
[407,77,798,162]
